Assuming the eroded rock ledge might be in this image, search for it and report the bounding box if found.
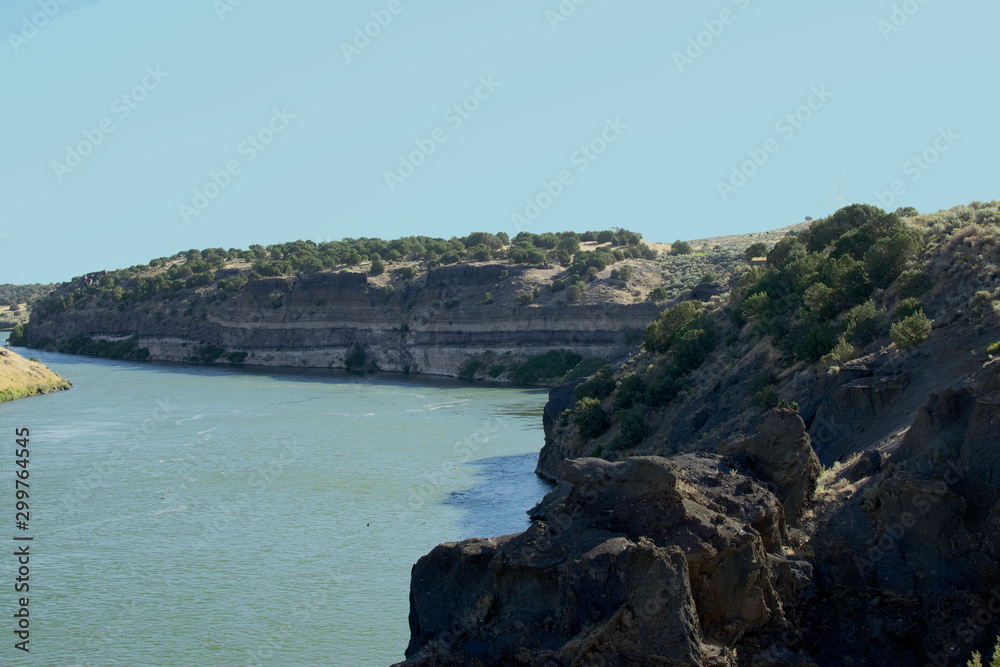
[398,454,816,667]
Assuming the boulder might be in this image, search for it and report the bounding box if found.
[722,409,821,523]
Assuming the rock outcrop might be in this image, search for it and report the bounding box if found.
[721,409,821,523]
[399,455,815,666]
[24,263,663,380]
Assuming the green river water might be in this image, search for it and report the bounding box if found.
[0,334,551,666]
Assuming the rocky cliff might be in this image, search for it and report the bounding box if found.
[22,262,666,380]
[401,203,1000,665]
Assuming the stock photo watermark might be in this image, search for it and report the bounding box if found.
[673,0,752,74]
[873,126,959,210]
[544,0,591,31]
[178,107,295,224]
[6,0,74,55]
[384,75,501,193]
[340,0,410,63]
[878,0,932,41]
[716,85,833,202]
[213,0,247,22]
[50,66,169,183]
[510,116,627,232]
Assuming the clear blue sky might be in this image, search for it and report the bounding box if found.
[1,0,996,284]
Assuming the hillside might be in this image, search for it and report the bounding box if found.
[0,283,55,331]
[400,200,1000,667]
[12,228,762,382]
[0,346,71,402]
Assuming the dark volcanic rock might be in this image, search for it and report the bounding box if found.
[398,455,807,666]
[536,379,586,482]
[721,409,820,524]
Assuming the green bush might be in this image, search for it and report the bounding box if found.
[744,242,768,262]
[896,269,933,298]
[574,397,610,438]
[8,324,27,346]
[894,298,924,319]
[344,342,367,371]
[891,312,932,350]
[552,279,565,292]
[643,301,703,353]
[793,322,837,363]
[510,350,583,384]
[561,358,608,383]
[381,284,395,302]
[988,341,1000,356]
[515,293,533,306]
[648,287,667,302]
[670,240,692,255]
[844,300,884,346]
[369,259,385,276]
[614,407,650,449]
[226,351,248,364]
[574,365,616,401]
[480,292,494,305]
[612,372,647,410]
[487,364,505,378]
[567,285,583,302]
[776,400,799,412]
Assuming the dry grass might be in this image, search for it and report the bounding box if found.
[0,348,71,402]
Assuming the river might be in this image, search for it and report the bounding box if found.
[0,333,551,666]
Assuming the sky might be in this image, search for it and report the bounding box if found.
[1,0,997,284]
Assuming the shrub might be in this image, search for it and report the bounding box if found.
[369,259,385,276]
[896,269,933,298]
[614,407,650,449]
[794,322,837,363]
[398,265,417,281]
[562,357,607,383]
[744,242,768,262]
[515,293,533,306]
[613,372,647,410]
[670,240,692,255]
[567,285,583,301]
[891,312,932,350]
[969,290,993,310]
[821,336,855,366]
[480,292,494,305]
[649,287,667,302]
[381,285,395,302]
[844,300,884,346]
[226,351,248,364]
[487,364,505,378]
[742,291,770,319]
[344,343,367,371]
[776,400,799,412]
[988,341,1000,356]
[574,397,610,438]
[701,272,716,283]
[552,279,565,292]
[574,365,616,401]
[894,298,924,319]
[643,301,703,353]
[510,350,583,384]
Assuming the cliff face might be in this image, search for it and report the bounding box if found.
[24,263,663,379]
